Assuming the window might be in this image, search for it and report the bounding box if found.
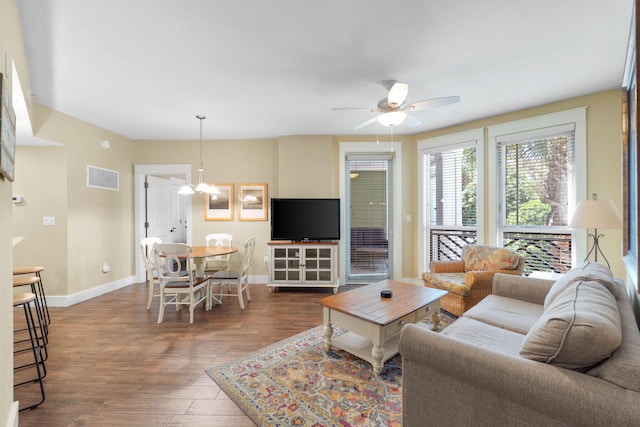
[622,29,638,292]
[418,129,484,272]
[489,108,587,274]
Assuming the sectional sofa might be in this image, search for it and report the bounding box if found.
[399,262,640,426]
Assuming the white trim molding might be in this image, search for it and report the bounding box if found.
[46,276,135,307]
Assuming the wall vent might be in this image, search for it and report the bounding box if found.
[87,165,119,191]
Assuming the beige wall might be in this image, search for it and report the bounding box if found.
[13,105,135,297]
[13,147,68,295]
[277,135,335,197]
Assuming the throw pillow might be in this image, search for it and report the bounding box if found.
[543,261,616,309]
[520,280,622,370]
[586,285,640,392]
[462,245,519,272]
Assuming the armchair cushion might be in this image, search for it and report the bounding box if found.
[463,244,521,272]
[422,272,468,296]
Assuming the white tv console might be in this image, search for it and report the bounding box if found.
[267,241,340,293]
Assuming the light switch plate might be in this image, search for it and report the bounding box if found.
[43,216,56,226]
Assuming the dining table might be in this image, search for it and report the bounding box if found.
[190,245,238,277]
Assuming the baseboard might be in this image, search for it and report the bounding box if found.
[44,275,268,307]
[6,401,18,427]
[249,275,268,284]
[46,276,136,307]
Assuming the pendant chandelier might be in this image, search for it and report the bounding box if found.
[178,115,220,195]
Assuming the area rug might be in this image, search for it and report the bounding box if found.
[206,311,455,427]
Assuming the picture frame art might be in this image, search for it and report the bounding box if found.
[0,72,15,182]
[238,183,268,221]
[204,183,234,221]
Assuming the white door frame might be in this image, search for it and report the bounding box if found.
[339,141,403,285]
[134,164,192,282]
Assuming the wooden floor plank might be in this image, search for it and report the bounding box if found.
[15,282,346,426]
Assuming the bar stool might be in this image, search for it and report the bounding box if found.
[13,276,48,360]
[13,293,46,411]
[13,266,50,326]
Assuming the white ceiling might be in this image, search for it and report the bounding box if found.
[15,0,635,142]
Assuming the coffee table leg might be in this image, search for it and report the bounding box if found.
[431,311,441,331]
[372,344,384,375]
[322,323,333,352]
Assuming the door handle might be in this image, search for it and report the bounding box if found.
[170,227,176,232]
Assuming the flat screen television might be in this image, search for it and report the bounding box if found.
[270,198,340,241]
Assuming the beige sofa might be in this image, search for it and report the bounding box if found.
[399,262,640,426]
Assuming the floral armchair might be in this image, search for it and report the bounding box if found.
[422,244,525,316]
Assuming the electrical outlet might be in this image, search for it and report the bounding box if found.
[42,216,56,226]
[264,255,269,263]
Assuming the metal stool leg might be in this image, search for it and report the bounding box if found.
[13,266,50,327]
[34,270,51,326]
[13,293,46,411]
[13,276,48,361]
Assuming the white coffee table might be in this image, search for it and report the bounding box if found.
[316,280,447,374]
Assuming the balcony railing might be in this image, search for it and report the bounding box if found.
[503,231,572,275]
[430,228,572,275]
[430,228,477,261]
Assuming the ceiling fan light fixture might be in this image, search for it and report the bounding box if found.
[377,111,407,127]
[387,82,409,107]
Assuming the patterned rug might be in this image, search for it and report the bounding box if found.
[206,311,455,427]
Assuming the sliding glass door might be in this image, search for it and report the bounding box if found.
[346,155,392,281]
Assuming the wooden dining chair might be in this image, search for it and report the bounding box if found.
[140,237,162,310]
[204,233,233,274]
[211,236,255,309]
[153,243,211,324]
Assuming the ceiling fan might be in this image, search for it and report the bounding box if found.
[333,80,460,130]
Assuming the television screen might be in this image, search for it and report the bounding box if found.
[270,198,340,241]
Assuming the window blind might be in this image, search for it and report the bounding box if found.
[496,123,576,228]
[348,158,390,229]
[423,141,477,228]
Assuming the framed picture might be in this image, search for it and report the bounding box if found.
[0,73,15,182]
[204,183,234,221]
[238,183,268,221]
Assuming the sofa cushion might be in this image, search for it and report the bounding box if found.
[422,272,469,296]
[520,280,622,370]
[586,283,640,392]
[463,295,544,335]
[544,261,616,309]
[463,245,520,272]
[441,317,525,356]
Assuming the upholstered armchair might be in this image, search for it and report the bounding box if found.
[422,244,524,316]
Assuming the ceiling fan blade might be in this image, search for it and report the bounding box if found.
[388,82,409,108]
[405,114,421,127]
[332,107,376,112]
[353,117,378,130]
[405,96,460,111]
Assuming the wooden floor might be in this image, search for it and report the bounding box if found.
[14,282,350,426]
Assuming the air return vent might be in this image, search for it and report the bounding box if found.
[87,165,119,191]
